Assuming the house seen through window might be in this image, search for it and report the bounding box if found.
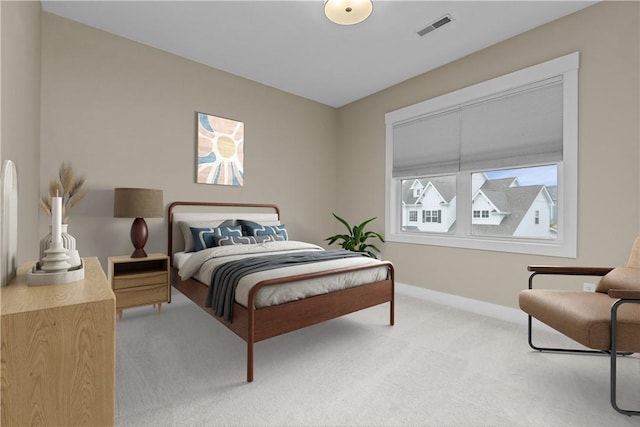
[401,165,557,239]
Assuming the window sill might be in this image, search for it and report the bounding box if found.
[386,232,576,258]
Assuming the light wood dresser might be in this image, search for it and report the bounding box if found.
[1,257,115,426]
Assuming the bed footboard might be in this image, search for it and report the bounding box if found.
[245,261,394,382]
[172,261,394,382]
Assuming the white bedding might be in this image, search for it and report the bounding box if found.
[172,251,191,269]
[177,241,389,309]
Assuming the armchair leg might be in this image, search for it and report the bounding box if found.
[610,298,640,416]
[528,313,638,416]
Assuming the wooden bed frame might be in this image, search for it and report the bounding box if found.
[168,201,395,382]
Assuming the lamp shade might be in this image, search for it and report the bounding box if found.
[324,0,373,25]
[113,188,163,218]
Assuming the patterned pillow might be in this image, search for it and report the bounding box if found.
[240,220,288,240]
[213,234,286,246]
[190,225,243,251]
[180,219,236,252]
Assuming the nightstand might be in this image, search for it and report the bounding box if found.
[108,253,170,319]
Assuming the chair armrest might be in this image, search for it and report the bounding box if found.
[608,289,640,299]
[527,265,614,276]
[527,265,614,290]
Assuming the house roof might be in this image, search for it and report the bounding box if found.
[473,182,547,236]
[431,178,456,204]
[478,177,517,191]
[403,178,456,205]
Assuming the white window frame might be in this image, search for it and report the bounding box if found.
[385,52,578,258]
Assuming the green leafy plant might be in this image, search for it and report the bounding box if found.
[325,213,385,259]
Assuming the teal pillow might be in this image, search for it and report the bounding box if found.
[190,225,243,251]
[240,221,288,240]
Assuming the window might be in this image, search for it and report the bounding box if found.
[422,210,442,223]
[385,52,578,257]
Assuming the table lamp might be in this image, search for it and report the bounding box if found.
[113,188,163,258]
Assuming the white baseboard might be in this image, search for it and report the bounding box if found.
[395,282,530,326]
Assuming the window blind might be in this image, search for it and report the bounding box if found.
[460,77,563,171]
[392,107,460,178]
[392,77,563,177]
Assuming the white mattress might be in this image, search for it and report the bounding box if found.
[176,241,389,309]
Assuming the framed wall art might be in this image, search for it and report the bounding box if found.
[196,112,244,186]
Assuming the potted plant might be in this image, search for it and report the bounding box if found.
[325,213,385,259]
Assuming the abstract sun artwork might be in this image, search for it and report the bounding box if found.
[196,112,244,186]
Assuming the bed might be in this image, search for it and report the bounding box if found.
[168,201,395,382]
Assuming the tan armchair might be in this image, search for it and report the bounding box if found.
[519,237,640,416]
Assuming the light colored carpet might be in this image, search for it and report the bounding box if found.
[115,288,640,426]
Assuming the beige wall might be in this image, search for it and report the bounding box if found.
[336,1,640,308]
[1,1,41,263]
[40,13,338,270]
[4,2,638,311]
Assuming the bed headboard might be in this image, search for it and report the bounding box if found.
[167,201,281,263]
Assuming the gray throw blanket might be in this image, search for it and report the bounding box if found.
[205,250,368,321]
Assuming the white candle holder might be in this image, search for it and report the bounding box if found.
[39,224,80,267]
[41,242,71,273]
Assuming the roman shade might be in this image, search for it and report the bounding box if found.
[392,107,461,177]
[391,76,563,178]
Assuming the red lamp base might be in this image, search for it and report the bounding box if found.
[130,217,149,258]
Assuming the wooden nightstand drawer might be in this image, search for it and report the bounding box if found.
[108,253,170,319]
[113,270,167,290]
[115,283,168,309]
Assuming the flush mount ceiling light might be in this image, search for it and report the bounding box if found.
[324,0,373,25]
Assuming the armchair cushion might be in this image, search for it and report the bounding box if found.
[519,289,640,352]
[596,267,640,294]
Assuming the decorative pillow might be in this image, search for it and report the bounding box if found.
[237,220,264,234]
[180,219,236,252]
[190,225,243,251]
[213,234,286,246]
[240,220,288,240]
[595,267,640,294]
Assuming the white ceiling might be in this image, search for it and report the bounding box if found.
[41,1,597,107]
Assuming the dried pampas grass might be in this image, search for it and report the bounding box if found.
[39,162,86,223]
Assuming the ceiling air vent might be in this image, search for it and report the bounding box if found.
[417,14,453,37]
